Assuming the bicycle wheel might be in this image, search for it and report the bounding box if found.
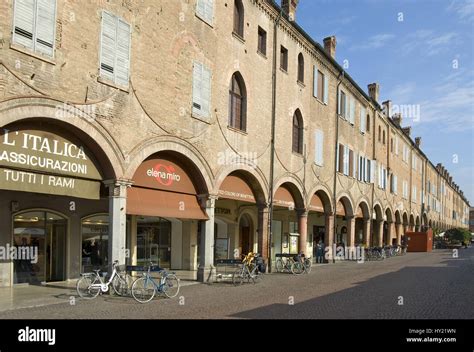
[275,259,284,273]
[291,261,304,275]
[162,274,180,298]
[304,258,312,274]
[77,275,101,299]
[232,268,245,286]
[131,277,156,303]
[112,273,132,296]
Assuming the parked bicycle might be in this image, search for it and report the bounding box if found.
[232,252,265,286]
[275,253,307,275]
[77,260,132,299]
[131,263,180,303]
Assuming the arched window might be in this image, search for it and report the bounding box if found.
[233,0,244,38]
[292,110,304,154]
[383,130,386,145]
[366,115,370,132]
[378,126,381,142]
[229,72,247,131]
[298,53,305,83]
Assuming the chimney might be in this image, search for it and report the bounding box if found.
[402,127,411,137]
[382,100,392,118]
[323,36,337,59]
[449,176,453,184]
[415,137,422,148]
[282,0,299,21]
[392,113,403,127]
[368,83,380,103]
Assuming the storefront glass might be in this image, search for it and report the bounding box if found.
[137,217,171,268]
[81,215,109,272]
[13,211,67,284]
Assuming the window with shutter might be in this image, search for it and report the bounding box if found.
[196,0,214,25]
[344,146,350,176]
[313,66,318,98]
[349,97,355,125]
[360,106,366,134]
[349,149,354,177]
[13,0,56,57]
[192,62,212,119]
[318,71,324,101]
[100,11,131,87]
[323,74,329,104]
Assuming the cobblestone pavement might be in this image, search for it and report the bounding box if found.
[0,248,473,319]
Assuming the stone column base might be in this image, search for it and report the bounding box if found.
[197,266,216,283]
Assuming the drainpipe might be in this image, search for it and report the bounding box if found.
[267,7,283,273]
[332,71,344,262]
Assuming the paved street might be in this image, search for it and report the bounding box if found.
[0,248,473,319]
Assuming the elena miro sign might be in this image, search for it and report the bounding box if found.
[133,158,197,195]
[0,128,102,199]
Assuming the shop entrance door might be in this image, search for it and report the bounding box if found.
[13,211,67,285]
[137,218,171,268]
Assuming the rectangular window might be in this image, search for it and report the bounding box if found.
[13,0,57,57]
[100,11,131,87]
[360,106,367,134]
[344,146,350,176]
[258,27,267,56]
[395,136,399,155]
[280,46,288,71]
[196,0,214,25]
[337,143,344,173]
[349,149,354,177]
[192,61,212,119]
[315,130,324,166]
[339,90,346,118]
[349,97,355,125]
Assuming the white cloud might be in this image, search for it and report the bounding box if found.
[401,31,460,57]
[448,0,474,22]
[349,33,395,51]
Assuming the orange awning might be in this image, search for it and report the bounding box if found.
[127,187,208,220]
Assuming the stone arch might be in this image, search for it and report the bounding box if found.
[385,207,394,223]
[356,198,371,220]
[274,175,306,209]
[214,165,268,205]
[307,185,333,214]
[373,203,384,221]
[336,193,355,217]
[395,210,402,225]
[0,97,123,179]
[127,136,214,195]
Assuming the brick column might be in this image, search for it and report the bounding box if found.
[347,216,356,247]
[363,219,371,247]
[377,221,384,247]
[298,210,309,256]
[258,205,269,260]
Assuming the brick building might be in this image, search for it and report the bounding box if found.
[0,0,470,286]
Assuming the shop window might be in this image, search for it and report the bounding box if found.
[81,214,109,273]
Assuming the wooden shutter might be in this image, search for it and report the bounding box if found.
[323,74,329,105]
[315,130,324,166]
[196,0,206,21]
[100,11,117,82]
[204,0,214,24]
[115,18,131,86]
[349,97,355,125]
[13,0,36,49]
[370,160,376,184]
[35,0,56,57]
[192,62,203,116]
[344,146,350,175]
[349,149,354,177]
[337,87,342,115]
[318,71,324,101]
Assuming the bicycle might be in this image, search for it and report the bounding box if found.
[131,263,180,303]
[275,254,305,275]
[232,253,264,286]
[76,260,132,299]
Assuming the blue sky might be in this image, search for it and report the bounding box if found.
[296,0,474,204]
